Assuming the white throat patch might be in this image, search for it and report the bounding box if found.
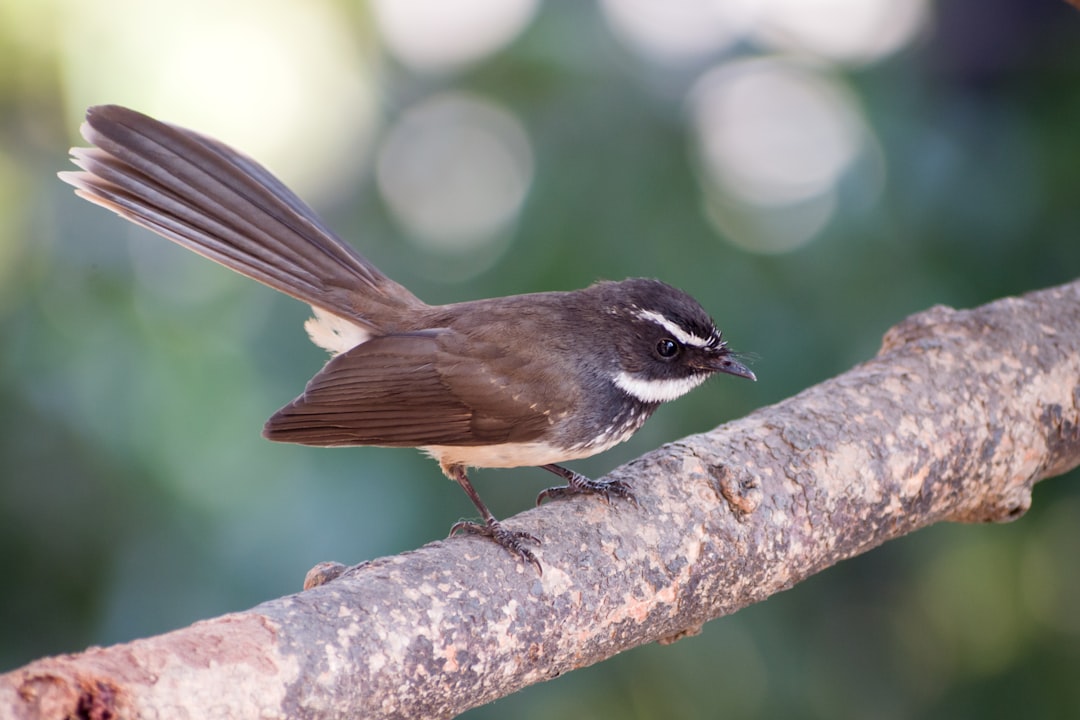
[614,371,709,404]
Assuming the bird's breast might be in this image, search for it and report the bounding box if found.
[422,441,594,470]
[422,395,655,471]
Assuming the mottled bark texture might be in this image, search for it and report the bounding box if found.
[4,279,1080,720]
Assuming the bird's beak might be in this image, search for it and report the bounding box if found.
[705,353,756,382]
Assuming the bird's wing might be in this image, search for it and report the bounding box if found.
[263,330,560,448]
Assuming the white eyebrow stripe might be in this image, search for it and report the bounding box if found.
[614,371,709,403]
[636,309,713,349]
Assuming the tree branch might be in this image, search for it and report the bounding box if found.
[4,279,1079,719]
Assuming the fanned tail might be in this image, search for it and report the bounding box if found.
[59,105,423,345]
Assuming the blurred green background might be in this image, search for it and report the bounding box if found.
[2,0,1080,717]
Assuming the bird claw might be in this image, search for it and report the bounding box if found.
[450,520,542,574]
[535,472,638,508]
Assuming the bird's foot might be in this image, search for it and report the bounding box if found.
[450,519,542,574]
[535,465,637,507]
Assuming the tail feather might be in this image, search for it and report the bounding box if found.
[60,105,422,331]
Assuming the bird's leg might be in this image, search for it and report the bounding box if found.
[535,464,637,507]
[444,463,542,574]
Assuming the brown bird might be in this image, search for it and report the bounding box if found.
[60,105,755,572]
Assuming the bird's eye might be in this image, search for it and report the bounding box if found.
[656,338,680,359]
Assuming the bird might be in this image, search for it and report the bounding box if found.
[59,104,755,573]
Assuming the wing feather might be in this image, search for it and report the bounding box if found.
[263,330,558,448]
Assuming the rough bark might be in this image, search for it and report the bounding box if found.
[4,279,1079,720]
